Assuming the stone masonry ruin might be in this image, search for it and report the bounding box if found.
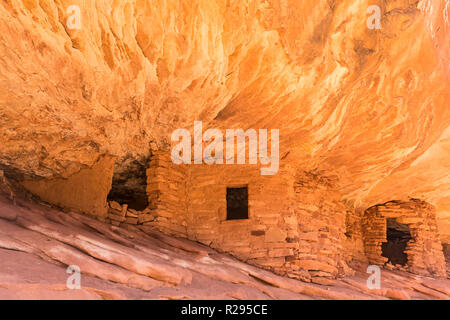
[362,200,446,278]
[18,151,449,282]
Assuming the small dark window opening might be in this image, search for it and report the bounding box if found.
[226,187,248,220]
[381,218,412,266]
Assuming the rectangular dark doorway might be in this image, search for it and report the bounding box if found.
[226,187,248,220]
[381,218,412,266]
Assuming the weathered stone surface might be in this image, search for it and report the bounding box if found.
[0,0,449,299]
[21,156,115,218]
[0,203,17,221]
[295,260,337,274]
[0,194,449,299]
[109,201,122,211]
[0,0,448,241]
[265,227,288,243]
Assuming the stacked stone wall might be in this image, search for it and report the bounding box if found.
[143,152,351,282]
[362,200,446,278]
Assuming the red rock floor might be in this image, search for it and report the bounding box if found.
[0,195,448,300]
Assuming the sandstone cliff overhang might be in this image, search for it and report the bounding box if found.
[0,1,448,240]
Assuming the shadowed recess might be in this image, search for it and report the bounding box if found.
[107,158,149,211]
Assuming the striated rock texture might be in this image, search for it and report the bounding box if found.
[1,193,450,300]
[0,0,449,238]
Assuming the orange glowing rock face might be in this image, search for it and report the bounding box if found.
[0,1,450,300]
[0,1,448,242]
[420,0,450,75]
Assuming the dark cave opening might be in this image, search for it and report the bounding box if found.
[226,187,249,220]
[107,158,149,211]
[381,218,412,266]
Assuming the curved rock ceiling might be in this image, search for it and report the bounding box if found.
[0,1,449,237]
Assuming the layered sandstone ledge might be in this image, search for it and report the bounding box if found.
[1,193,450,300]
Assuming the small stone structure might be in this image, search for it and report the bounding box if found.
[19,151,448,281]
[135,151,353,282]
[362,200,446,278]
